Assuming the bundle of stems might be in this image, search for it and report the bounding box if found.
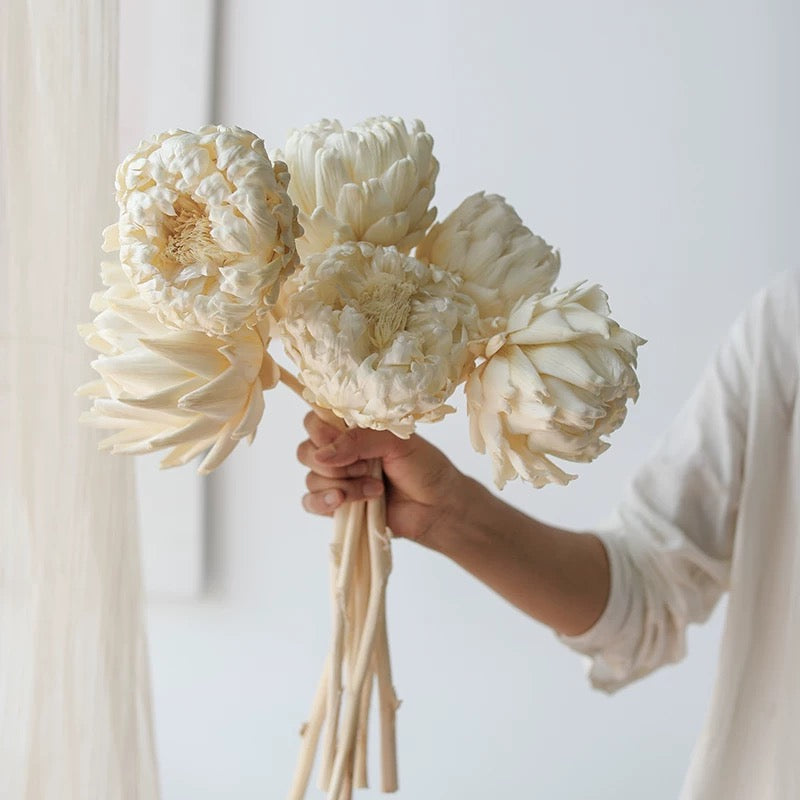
[281,369,400,800]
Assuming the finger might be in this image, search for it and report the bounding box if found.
[303,411,341,447]
[297,440,348,478]
[302,489,344,516]
[314,427,410,468]
[296,440,371,478]
[305,472,385,500]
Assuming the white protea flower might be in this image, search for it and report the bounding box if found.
[78,260,278,474]
[108,125,302,337]
[416,192,560,328]
[466,283,644,489]
[278,117,439,259]
[279,241,478,436]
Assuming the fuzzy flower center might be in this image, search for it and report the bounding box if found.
[358,275,418,349]
[163,196,233,274]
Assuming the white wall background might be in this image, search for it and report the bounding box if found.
[136,1,800,798]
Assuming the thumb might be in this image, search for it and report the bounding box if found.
[314,427,408,468]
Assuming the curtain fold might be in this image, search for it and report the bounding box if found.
[0,2,161,798]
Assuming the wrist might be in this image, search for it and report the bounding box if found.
[423,474,495,555]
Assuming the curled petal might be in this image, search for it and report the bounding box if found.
[79,260,276,473]
[466,283,644,488]
[277,116,439,257]
[113,126,300,336]
[280,241,477,436]
[416,191,560,323]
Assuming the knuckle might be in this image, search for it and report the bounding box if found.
[306,411,340,446]
[346,460,368,478]
[383,433,415,466]
[314,462,346,480]
[296,440,312,464]
[391,432,414,457]
[329,429,359,461]
[306,473,343,494]
[346,480,365,500]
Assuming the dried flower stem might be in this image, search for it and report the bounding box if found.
[328,460,393,799]
[375,603,399,791]
[319,501,362,790]
[353,667,373,790]
[278,367,398,799]
[353,527,373,789]
[278,366,307,401]
[367,460,399,792]
[288,656,330,800]
[339,770,353,800]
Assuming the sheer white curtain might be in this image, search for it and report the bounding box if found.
[0,2,160,798]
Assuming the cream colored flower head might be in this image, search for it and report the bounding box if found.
[279,241,478,436]
[466,283,644,489]
[416,192,560,330]
[107,125,302,337]
[78,260,278,474]
[277,116,439,259]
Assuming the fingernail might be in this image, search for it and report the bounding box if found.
[316,444,336,463]
[323,490,340,507]
[347,461,368,477]
[363,479,384,497]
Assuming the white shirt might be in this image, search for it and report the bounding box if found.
[561,271,800,799]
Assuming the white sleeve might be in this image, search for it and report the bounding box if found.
[558,283,771,693]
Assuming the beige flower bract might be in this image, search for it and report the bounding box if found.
[278,117,439,259]
[111,125,301,337]
[279,242,478,436]
[79,260,277,474]
[416,191,560,328]
[466,283,644,489]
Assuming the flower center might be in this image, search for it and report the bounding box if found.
[358,275,418,349]
[163,196,233,273]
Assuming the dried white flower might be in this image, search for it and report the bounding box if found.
[280,242,478,436]
[416,192,560,328]
[78,260,277,474]
[466,283,644,489]
[278,117,439,259]
[109,125,301,337]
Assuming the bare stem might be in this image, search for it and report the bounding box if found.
[328,460,393,799]
[338,769,353,800]
[354,526,373,789]
[278,367,344,431]
[277,366,307,402]
[319,501,363,790]
[278,367,398,796]
[287,656,329,800]
[375,601,399,792]
[364,460,399,791]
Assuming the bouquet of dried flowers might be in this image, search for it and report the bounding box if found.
[79,118,643,800]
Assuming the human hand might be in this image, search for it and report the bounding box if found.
[297,412,467,546]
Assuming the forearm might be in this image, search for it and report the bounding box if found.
[426,477,611,637]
